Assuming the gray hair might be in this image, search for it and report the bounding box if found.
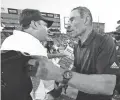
[72,6,93,24]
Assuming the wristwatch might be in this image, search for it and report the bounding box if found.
[62,70,72,84]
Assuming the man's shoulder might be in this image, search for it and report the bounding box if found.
[94,32,114,46]
[1,35,14,47]
[93,33,115,53]
[2,30,23,44]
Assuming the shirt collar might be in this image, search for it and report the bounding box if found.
[78,30,96,47]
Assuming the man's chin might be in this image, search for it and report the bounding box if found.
[40,38,47,42]
[70,33,79,38]
[67,30,80,38]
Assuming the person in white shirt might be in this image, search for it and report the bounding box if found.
[1,9,55,100]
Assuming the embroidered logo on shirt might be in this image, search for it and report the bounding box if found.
[111,62,119,69]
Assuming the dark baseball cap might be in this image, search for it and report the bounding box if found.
[20,9,53,28]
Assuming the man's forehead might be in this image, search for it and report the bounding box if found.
[69,10,80,18]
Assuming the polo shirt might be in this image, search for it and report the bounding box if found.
[74,30,116,100]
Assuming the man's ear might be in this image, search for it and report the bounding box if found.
[30,20,36,29]
[84,16,91,26]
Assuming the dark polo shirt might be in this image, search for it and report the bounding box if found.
[74,30,116,100]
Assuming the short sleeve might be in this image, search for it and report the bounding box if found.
[96,35,117,74]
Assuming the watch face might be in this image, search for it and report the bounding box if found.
[64,71,72,79]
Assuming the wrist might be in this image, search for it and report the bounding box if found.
[55,68,73,84]
[61,70,73,84]
[55,68,65,83]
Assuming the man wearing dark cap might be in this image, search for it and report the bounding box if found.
[1,8,53,53]
[1,9,56,100]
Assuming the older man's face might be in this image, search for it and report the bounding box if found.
[67,9,86,38]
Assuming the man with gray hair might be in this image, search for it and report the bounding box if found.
[66,6,118,100]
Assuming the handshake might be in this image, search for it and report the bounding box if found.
[28,56,64,82]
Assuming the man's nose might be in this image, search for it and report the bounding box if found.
[66,24,71,32]
[66,20,70,29]
[67,20,71,27]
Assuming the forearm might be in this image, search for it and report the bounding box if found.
[56,68,116,95]
[67,72,116,95]
[47,53,62,59]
